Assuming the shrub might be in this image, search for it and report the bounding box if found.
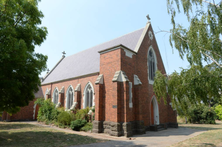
[70,119,87,131]
[188,105,216,124]
[214,105,222,120]
[75,107,90,121]
[80,122,93,132]
[91,106,95,113]
[35,98,59,122]
[57,111,73,126]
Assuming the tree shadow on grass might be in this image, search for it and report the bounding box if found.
[70,140,147,147]
[0,131,148,147]
[190,143,216,147]
[0,131,103,147]
[0,123,36,131]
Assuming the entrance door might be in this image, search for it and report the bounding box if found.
[151,101,154,125]
[151,96,159,125]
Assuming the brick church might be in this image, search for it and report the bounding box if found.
[2,17,177,137]
[41,17,177,136]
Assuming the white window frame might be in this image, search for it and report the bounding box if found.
[52,88,59,105]
[66,85,74,110]
[147,46,157,85]
[83,82,95,108]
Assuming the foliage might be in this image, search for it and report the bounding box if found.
[153,0,222,113]
[57,111,75,126]
[80,122,93,132]
[75,107,90,121]
[91,106,95,113]
[154,66,222,114]
[188,105,216,124]
[177,116,187,124]
[167,0,222,67]
[214,105,222,120]
[0,0,48,114]
[70,119,87,131]
[35,99,59,122]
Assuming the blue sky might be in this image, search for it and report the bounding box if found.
[35,0,191,77]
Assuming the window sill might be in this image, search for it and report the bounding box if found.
[149,79,154,85]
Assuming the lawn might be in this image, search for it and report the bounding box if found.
[0,122,104,147]
[171,120,222,147]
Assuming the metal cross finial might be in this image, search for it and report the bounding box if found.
[47,68,50,74]
[146,14,151,23]
[62,51,66,57]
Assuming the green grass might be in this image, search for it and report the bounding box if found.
[171,120,222,147]
[0,122,105,147]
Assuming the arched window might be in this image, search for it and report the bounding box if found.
[53,88,59,104]
[66,86,74,109]
[148,46,157,84]
[84,82,94,108]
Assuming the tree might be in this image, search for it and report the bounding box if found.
[154,0,222,114]
[0,0,47,114]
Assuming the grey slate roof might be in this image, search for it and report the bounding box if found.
[34,87,44,98]
[42,28,144,85]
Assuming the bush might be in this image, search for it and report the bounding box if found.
[35,98,59,122]
[80,122,92,132]
[70,119,87,131]
[75,107,90,121]
[57,111,75,126]
[214,105,222,120]
[188,105,216,124]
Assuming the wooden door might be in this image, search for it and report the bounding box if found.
[34,104,39,120]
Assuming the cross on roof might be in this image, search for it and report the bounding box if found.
[62,51,66,57]
[146,14,151,23]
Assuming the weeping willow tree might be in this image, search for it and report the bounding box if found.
[154,0,222,116]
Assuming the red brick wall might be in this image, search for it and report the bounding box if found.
[100,49,121,122]
[96,25,177,126]
[134,24,177,126]
[2,99,37,121]
[41,73,99,110]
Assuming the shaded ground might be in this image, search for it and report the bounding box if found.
[3,121,220,147]
[0,122,104,147]
[71,127,205,147]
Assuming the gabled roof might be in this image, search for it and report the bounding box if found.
[34,87,44,98]
[42,27,145,85]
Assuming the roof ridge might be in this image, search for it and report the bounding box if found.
[66,27,144,58]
